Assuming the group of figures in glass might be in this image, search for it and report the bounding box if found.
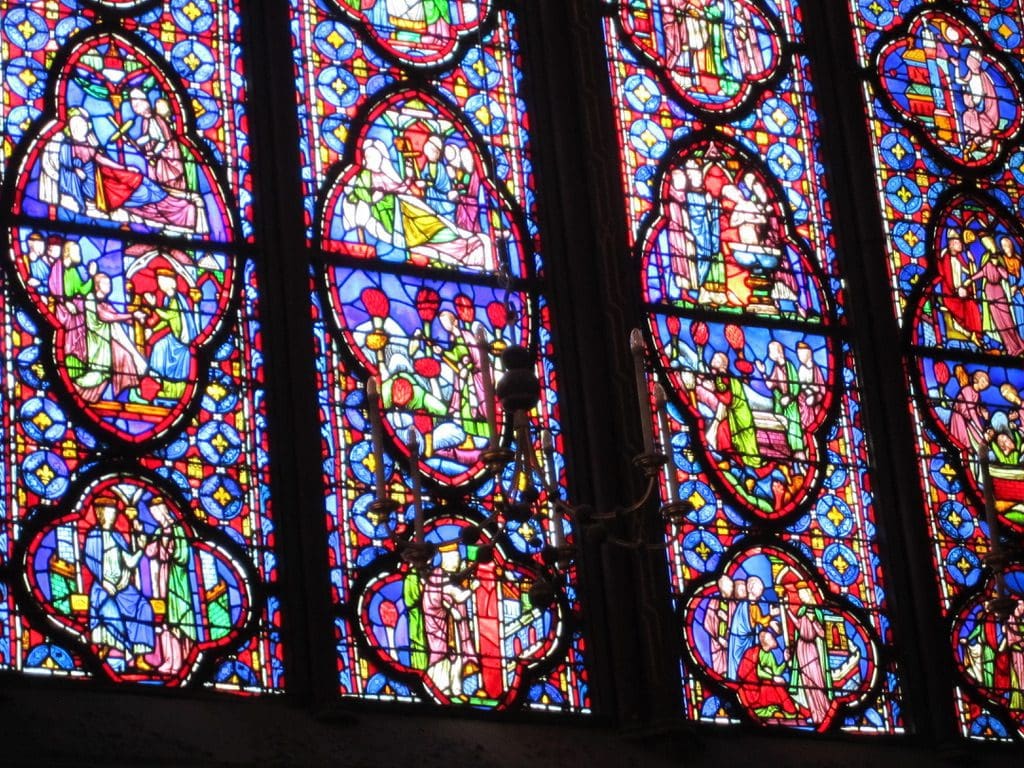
[11,33,235,442]
[613,0,886,733]
[330,95,507,273]
[914,200,1024,531]
[877,10,1023,167]
[18,233,205,406]
[323,92,528,486]
[5,0,1022,734]
[620,0,782,110]
[26,479,250,681]
[955,572,1024,713]
[617,0,1024,735]
[19,37,222,237]
[341,276,512,472]
[928,224,1024,356]
[656,154,793,313]
[685,546,878,730]
[318,85,570,704]
[642,138,833,521]
[861,2,1024,736]
[339,0,481,37]
[358,517,562,707]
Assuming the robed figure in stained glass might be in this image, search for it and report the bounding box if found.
[758,340,806,460]
[421,543,480,698]
[129,90,195,194]
[143,497,196,675]
[736,628,802,720]
[971,235,1024,356]
[875,10,1023,168]
[84,496,156,668]
[76,271,149,403]
[1009,600,1024,710]
[142,267,199,400]
[704,351,760,465]
[789,583,832,725]
[52,239,94,381]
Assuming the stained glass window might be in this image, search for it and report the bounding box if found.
[602,0,904,732]
[290,0,590,711]
[0,0,282,692]
[851,0,1024,741]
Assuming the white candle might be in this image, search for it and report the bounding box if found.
[630,328,655,455]
[407,431,424,543]
[655,383,679,503]
[541,430,566,550]
[476,326,498,450]
[366,377,386,502]
[541,428,555,464]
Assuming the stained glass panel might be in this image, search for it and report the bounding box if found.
[291,0,590,711]
[604,0,903,733]
[851,0,1024,741]
[0,0,281,692]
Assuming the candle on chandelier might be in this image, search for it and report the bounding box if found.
[407,430,424,543]
[979,445,1005,564]
[476,326,498,450]
[366,377,386,502]
[654,382,679,504]
[541,429,566,549]
[630,328,655,455]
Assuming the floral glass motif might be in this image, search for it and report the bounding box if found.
[617,0,785,114]
[0,0,281,693]
[327,0,492,68]
[605,0,903,732]
[852,0,1024,740]
[292,0,590,711]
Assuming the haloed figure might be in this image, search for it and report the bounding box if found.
[84,497,155,669]
[144,497,196,674]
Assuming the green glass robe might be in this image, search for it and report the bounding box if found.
[403,571,428,670]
